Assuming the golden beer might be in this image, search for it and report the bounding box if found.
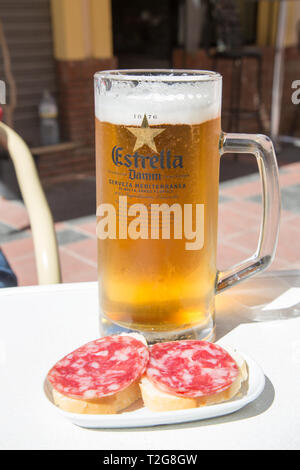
[96,114,221,333]
[95,70,280,341]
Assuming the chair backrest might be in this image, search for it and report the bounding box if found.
[203,0,243,52]
[0,121,61,284]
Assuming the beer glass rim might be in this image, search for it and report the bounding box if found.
[94,69,222,82]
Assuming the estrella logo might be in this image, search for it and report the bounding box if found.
[112,146,183,170]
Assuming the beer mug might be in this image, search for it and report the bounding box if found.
[94,70,280,342]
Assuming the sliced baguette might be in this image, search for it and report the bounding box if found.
[52,378,140,414]
[140,346,248,412]
[51,333,147,414]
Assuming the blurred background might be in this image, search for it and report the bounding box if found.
[0,0,299,286]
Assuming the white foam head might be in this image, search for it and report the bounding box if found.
[95,71,222,125]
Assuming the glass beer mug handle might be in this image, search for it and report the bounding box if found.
[217,132,281,293]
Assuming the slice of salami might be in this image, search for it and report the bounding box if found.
[146,340,239,398]
[47,335,149,399]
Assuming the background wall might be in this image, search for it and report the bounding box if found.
[1,0,300,187]
[0,0,56,146]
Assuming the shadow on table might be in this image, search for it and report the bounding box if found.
[89,375,274,434]
[89,270,300,433]
[60,270,295,434]
[215,269,300,340]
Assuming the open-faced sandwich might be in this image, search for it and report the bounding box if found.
[47,335,247,414]
[47,333,148,414]
[140,340,248,412]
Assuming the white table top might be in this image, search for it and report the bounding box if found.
[1,270,300,450]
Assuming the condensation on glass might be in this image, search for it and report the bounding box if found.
[94,70,280,343]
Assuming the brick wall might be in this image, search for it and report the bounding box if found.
[173,47,300,137]
[38,57,117,186]
[38,48,300,186]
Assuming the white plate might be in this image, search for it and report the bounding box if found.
[43,351,265,429]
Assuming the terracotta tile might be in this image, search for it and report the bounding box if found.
[279,172,300,187]
[0,199,29,229]
[9,253,38,286]
[228,228,265,254]
[217,242,251,271]
[283,261,300,270]
[74,222,96,238]
[223,200,263,220]
[1,168,298,287]
[62,266,97,283]
[283,162,300,173]
[62,238,97,265]
[59,249,97,283]
[274,224,300,263]
[217,206,261,241]
[3,244,98,286]
[280,210,300,222]
[54,222,67,231]
[221,180,262,199]
[217,242,292,276]
[1,237,35,260]
[231,221,300,265]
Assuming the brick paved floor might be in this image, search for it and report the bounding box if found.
[0,161,299,286]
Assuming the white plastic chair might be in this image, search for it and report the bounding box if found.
[0,121,61,284]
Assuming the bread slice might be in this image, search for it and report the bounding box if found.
[52,378,141,414]
[51,333,147,414]
[139,346,248,412]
